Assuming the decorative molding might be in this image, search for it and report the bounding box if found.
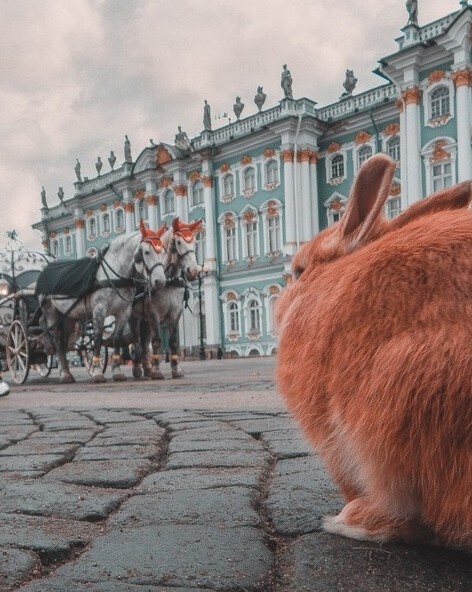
[189,170,201,181]
[63,226,70,235]
[220,163,231,173]
[174,184,187,197]
[327,142,342,153]
[241,154,252,166]
[112,199,122,209]
[390,183,401,196]
[159,176,173,188]
[298,149,312,162]
[156,145,172,165]
[401,86,421,105]
[266,200,279,218]
[243,211,256,223]
[382,122,400,137]
[451,67,472,88]
[74,219,85,229]
[99,203,108,211]
[124,202,135,213]
[430,139,450,162]
[354,131,372,145]
[263,148,276,159]
[427,70,445,85]
[329,198,343,211]
[269,285,280,295]
[395,98,404,112]
[49,231,57,239]
[281,149,294,162]
[202,175,213,187]
[85,208,94,217]
[309,150,320,164]
[146,194,158,206]
[134,189,145,201]
[227,292,237,301]
[223,212,235,229]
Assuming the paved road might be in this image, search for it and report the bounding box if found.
[0,358,470,591]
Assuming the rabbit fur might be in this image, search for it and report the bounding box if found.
[276,153,472,551]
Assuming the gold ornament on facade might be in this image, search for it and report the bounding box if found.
[63,226,70,235]
[390,183,401,196]
[85,208,94,217]
[382,122,400,137]
[99,203,108,211]
[124,202,135,213]
[174,184,187,197]
[145,194,158,206]
[430,140,450,162]
[156,145,172,165]
[281,149,294,162]
[395,98,404,112]
[220,163,231,173]
[227,292,236,301]
[451,68,471,87]
[241,155,252,166]
[298,149,312,162]
[283,272,293,286]
[401,86,421,105]
[267,200,278,218]
[159,176,173,188]
[263,148,276,159]
[189,170,201,181]
[327,142,342,154]
[309,150,320,164]
[134,190,145,201]
[49,231,57,239]
[74,219,85,229]
[354,131,372,145]
[202,175,213,188]
[112,199,122,209]
[427,70,445,85]
[243,211,255,223]
[269,285,280,295]
[329,198,343,211]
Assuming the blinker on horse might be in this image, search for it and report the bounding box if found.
[36,222,166,384]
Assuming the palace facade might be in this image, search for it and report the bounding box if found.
[33,3,472,358]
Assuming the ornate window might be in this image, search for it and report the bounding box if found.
[324,193,347,226]
[195,231,206,266]
[228,301,240,333]
[222,174,234,199]
[225,226,237,262]
[387,136,401,162]
[265,160,279,188]
[430,86,450,120]
[386,197,401,219]
[267,293,279,335]
[64,235,72,256]
[331,154,344,179]
[163,189,175,214]
[248,299,261,332]
[243,167,256,196]
[357,145,373,168]
[192,180,204,206]
[87,217,97,240]
[432,161,452,192]
[135,199,148,226]
[114,208,125,232]
[102,213,111,235]
[51,239,58,258]
[243,211,259,261]
[267,216,281,253]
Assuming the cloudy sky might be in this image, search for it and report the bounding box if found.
[0,0,461,249]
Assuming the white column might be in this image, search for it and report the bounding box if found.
[173,170,188,220]
[452,68,472,182]
[309,151,320,235]
[402,87,422,205]
[281,146,297,255]
[123,187,134,232]
[145,179,158,228]
[299,148,312,242]
[398,102,408,210]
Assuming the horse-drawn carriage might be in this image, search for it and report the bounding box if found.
[0,217,202,386]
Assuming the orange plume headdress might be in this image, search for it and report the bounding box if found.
[139,219,166,252]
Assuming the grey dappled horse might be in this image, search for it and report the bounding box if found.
[38,223,166,383]
[131,217,202,379]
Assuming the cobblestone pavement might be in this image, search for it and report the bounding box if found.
[0,406,470,591]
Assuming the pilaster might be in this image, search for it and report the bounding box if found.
[281,146,297,254]
[401,86,422,204]
[452,67,472,181]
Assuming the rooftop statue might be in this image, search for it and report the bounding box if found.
[340,69,358,99]
[57,187,64,204]
[74,158,82,182]
[281,64,293,100]
[233,96,244,120]
[254,86,267,111]
[108,150,116,170]
[203,100,212,131]
[40,186,48,209]
[174,126,192,152]
[406,0,418,26]
[124,134,132,162]
[95,156,103,176]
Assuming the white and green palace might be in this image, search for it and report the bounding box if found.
[33,2,472,358]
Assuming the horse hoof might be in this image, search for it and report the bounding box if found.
[171,369,184,379]
[145,368,165,380]
[60,375,75,384]
[113,373,127,382]
[132,367,142,379]
[92,374,106,383]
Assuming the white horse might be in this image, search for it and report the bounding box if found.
[131,217,202,379]
[37,221,166,383]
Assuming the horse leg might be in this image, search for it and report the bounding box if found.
[148,321,165,379]
[91,310,107,383]
[43,303,74,383]
[58,316,76,383]
[111,317,128,382]
[169,317,184,379]
[128,315,143,378]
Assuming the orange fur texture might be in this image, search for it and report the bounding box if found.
[276,154,472,551]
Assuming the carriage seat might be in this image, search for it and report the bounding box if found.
[35,257,100,298]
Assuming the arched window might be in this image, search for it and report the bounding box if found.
[192,180,204,206]
[432,161,452,192]
[243,167,255,192]
[267,294,278,335]
[114,208,125,231]
[136,199,148,226]
[87,217,97,240]
[267,215,281,253]
[331,154,344,179]
[195,231,206,266]
[265,160,278,185]
[225,225,237,261]
[248,299,261,332]
[430,86,450,119]
[102,213,111,234]
[223,174,234,197]
[64,235,72,255]
[228,301,240,333]
[244,215,258,259]
[163,190,175,214]
[387,136,400,162]
[357,145,372,168]
[51,239,58,258]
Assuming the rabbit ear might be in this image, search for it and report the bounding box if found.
[390,180,472,231]
[340,154,396,248]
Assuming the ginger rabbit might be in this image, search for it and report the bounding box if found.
[277,154,472,550]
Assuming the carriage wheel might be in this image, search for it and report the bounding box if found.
[34,355,54,378]
[77,327,108,377]
[6,320,30,384]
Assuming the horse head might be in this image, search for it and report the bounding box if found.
[169,217,203,281]
[136,220,167,289]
